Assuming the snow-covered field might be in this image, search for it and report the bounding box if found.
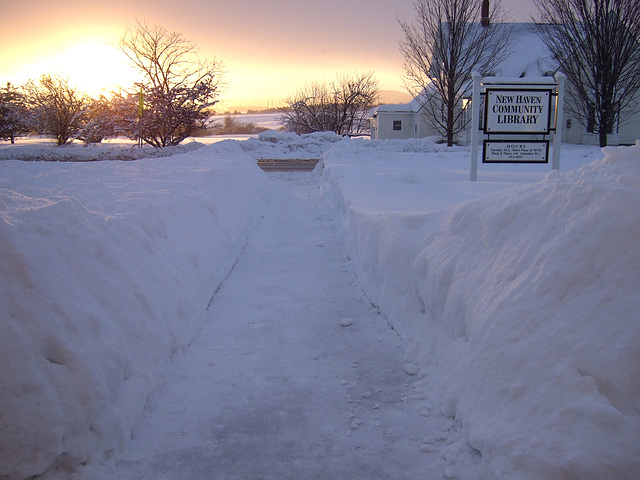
[210,112,282,131]
[1,132,639,479]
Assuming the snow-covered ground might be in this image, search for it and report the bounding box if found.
[321,138,640,479]
[0,139,270,479]
[1,132,639,479]
[111,169,459,480]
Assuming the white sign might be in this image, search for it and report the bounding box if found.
[484,141,549,163]
[485,89,552,134]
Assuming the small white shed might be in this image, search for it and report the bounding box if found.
[370,99,428,140]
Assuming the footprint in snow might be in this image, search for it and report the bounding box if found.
[340,317,354,327]
[403,363,419,375]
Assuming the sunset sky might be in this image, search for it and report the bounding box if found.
[0,0,536,111]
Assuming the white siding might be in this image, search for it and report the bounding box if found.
[372,112,416,140]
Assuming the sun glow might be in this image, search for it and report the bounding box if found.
[10,41,141,98]
[65,41,141,96]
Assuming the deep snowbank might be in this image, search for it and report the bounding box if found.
[0,138,207,162]
[321,139,640,479]
[2,131,638,479]
[0,142,270,479]
[238,129,342,159]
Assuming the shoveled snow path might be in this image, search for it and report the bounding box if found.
[114,171,460,480]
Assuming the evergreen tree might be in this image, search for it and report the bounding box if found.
[0,82,30,144]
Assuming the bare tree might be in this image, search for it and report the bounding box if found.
[24,75,88,146]
[281,81,333,135]
[281,72,380,136]
[75,95,120,144]
[400,0,513,146]
[534,0,640,147]
[116,21,225,146]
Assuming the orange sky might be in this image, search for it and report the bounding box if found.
[0,0,535,111]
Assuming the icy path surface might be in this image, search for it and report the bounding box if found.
[115,171,457,480]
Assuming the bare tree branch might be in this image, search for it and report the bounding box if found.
[280,72,380,136]
[534,0,640,146]
[23,75,88,146]
[116,21,226,146]
[399,0,514,145]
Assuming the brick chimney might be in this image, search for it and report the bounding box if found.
[481,0,490,27]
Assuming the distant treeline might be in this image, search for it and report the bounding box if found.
[210,107,281,116]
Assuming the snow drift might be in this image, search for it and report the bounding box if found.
[1,131,639,479]
[239,129,342,159]
[321,140,640,479]
[0,141,270,479]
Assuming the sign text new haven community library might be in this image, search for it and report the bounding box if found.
[485,89,552,134]
[470,72,565,180]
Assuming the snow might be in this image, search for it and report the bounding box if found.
[1,132,639,479]
[321,137,640,478]
[495,23,557,78]
[111,168,456,480]
[241,129,342,158]
[0,140,270,478]
[211,112,282,131]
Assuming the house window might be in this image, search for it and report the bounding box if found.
[393,120,402,131]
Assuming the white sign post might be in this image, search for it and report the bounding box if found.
[470,72,482,182]
[552,73,566,171]
[470,72,565,181]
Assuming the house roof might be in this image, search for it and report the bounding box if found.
[497,23,556,78]
[371,98,422,116]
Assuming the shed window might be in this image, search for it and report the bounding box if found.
[392,120,402,131]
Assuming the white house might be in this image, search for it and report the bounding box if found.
[371,22,640,146]
[370,98,427,140]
